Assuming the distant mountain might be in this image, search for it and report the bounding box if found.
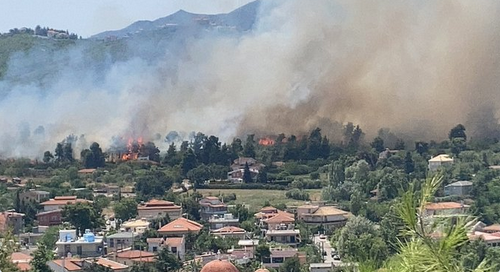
[91,0,261,39]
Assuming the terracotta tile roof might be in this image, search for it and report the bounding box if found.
[95,258,129,270]
[16,263,31,271]
[41,196,90,206]
[146,238,164,244]
[137,199,181,210]
[260,206,277,212]
[131,256,155,262]
[165,237,184,247]
[78,169,97,174]
[265,211,295,224]
[52,259,83,271]
[116,250,154,259]
[425,202,464,210]
[211,226,246,234]
[297,204,319,209]
[483,224,500,232]
[312,206,349,216]
[158,217,203,233]
[11,252,32,262]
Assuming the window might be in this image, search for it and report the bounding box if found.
[152,246,158,252]
[110,239,114,247]
[77,246,82,255]
[171,247,177,253]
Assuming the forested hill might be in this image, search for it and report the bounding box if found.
[0,0,261,81]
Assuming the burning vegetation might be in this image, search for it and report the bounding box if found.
[108,137,160,163]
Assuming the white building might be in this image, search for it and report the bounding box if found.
[56,229,104,258]
[428,154,454,171]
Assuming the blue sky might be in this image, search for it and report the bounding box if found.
[0,0,254,37]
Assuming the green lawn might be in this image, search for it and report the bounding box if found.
[197,189,322,212]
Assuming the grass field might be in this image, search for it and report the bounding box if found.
[197,189,322,212]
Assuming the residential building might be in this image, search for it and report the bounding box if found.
[48,258,128,272]
[136,199,182,220]
[263,211,295,231]
[227,168,259,183]
[211,226,247,239]
[36,209,62,226]
[208,213,239,230]
[0,211,24,234]
[255,206,280,220]
[230,157,264,171]
[424,202,468,216]
[115,250,155,266]
[263,248,306,269]
[40,196,90,212]
[297,205,350,229]
[265,229,301,246]
[55,229,104,258]
[77,169,97,176]
[444,181,473,197]
[120,219,150,233]
[158,217,203,237]
[106,232,140,252]
[428,154,454,171]
[147,236,186,260]
[469,231,500,247]
[10,252,32,271]
[19,189,50,203]
[199,196,228,220]
[483,224,500,234]
[310,263,334,272]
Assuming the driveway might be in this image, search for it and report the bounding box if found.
[313,235,335,263]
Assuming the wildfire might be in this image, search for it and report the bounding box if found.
[259,137,276,146]
[121,137,143,161]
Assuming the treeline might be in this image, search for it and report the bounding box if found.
[1,25,79,39]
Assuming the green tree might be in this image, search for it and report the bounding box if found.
[229,204,250,222]
[243,134,256,158]
[404,152,415,174]
[113,198,138,221]
[449,124,467,141]
[81,142,105,168]
[62,203,104,236]
[30,243,53,272]
[155,248,182,271]
[163,143,180,166]
[54,143,64,162]
[181,149,197,176]
[279,256,300,272]
[43,151,54,163]
[371,137,385,152]
[0,230,20,272]
[254,242,271,263]
[243,162,253,183]
[337,216,389,265]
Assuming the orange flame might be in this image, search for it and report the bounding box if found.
[259,137,275,146]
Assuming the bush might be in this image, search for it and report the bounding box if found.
[285,188,310,200]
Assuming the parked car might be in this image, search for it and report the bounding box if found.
[333,255,341,261]
[319,234,326,240]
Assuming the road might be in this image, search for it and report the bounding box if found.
[313,235,335,263]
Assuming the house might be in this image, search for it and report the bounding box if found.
[297,205,350,229]
[48,258,128,272]
[158,217,203,237]
[227,168,259,183]
[0,211,24,234]
[255,206,280,220]
[230,157,264,171]
[444,181,473,196]
[469,231,500,247]
[115,250,155,266]
[263,211,295,230]
[424,202,468,216]
[37,209,63,226]
[310,263,334,272]
[120,219,150,233]
[208,213,239,230]
[77,169,97,176]
[19,189,50,203]
[147,236,186,260]
[482,224,500,234]
[10,252,32,271]
[211,226,247,239]
[55,229,104,258]
[265,229,301,246]
[199,196,228,220]
[263,248,306,269]
[106,232,140,252]
[428,154,454,171]
[40,196,90,212]
[136,199,182,220]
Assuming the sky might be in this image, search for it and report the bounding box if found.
[0,0,254,38]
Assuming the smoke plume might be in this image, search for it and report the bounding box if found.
[1,0,500,157]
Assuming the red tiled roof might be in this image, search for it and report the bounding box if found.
[265,211,295,224]
[137,199,181,210]
[78,169,96,174]
[166,237,184,247]
[52,259,83,271]
[158,217,203,233]
[41,196,90,206]
[16,263,31,271]
[425,202,464,210]
[483,224,500,232]
[116,250,154,259]
[95,258,129,270]
[212,226,245,234]
[11,252,32,262]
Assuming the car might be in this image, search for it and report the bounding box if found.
[319,234,326,240]
[333,255,341,261]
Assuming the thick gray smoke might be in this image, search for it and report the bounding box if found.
[1,0,500,158]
